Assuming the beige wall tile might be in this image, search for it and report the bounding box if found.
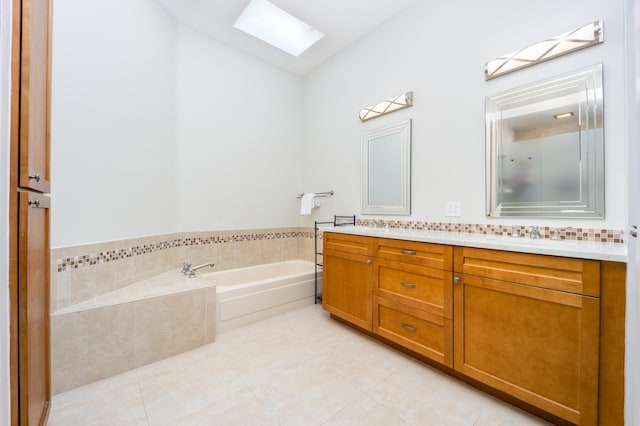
[205,287,216,343]
[134,290,207,367]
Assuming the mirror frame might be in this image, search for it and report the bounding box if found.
[486,64,604,218]
[361,119,411,215]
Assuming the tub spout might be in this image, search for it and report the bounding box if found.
[187,262,215,278]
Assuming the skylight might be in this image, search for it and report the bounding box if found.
[233,0,324,57]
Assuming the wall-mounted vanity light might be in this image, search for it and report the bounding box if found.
[359,92,413,122]
[485,21,603,80]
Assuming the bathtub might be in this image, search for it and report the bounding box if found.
[199,260,318,333]
[51,259,318,393]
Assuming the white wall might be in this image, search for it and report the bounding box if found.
[175,27,303,231]
[301,0,627,230]
[624,0,640,422]
[50,0,178,247]
[0,0,11,421]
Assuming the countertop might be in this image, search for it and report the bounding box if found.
[321,225,628,262]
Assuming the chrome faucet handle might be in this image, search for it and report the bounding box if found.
[551,226,572,240]
[528,226,541,239]
[181,263,192,275]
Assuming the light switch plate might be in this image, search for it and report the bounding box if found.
[445,201,461,217]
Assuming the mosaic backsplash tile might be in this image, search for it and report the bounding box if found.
[354,219,625,244]
[56,230,313,273]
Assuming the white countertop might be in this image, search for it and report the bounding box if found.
[321,226,628,262]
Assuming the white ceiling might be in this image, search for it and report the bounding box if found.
[154,0,417,75]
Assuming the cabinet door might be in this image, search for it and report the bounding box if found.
[19,0,52,193]
[322,248,373,330]
[453,274,599,425]
[18,191,51,426]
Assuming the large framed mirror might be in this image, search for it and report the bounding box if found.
[486,64,604,218]
[361,119,411,215]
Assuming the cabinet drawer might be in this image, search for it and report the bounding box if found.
[324,232,373,256]
[453,247,600,297]
[373,297,453,367]
[374,259,452,318]
[374,238,452,270]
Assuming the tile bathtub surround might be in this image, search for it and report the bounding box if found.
[51,287,216,394]
[355,219,625,243]
[48,305,550,425]
[51,228,313,312]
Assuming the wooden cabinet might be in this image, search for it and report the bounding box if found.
[18,192,51,426]
[322,234,374,330]
[322,232,625,425]
[10,0,53,424]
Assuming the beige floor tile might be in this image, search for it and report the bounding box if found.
[168,388,277,425]
[248,360,363,426]
[138,355,246,426]
[475,397,552,425]
[49,370,147,426]
[367,364,493,425]
[323,394,409,426]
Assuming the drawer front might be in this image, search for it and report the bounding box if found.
[453,246,600,297]
[374,238,453,270]
[324,232,373,256]
[374,259,452,318]
[374,297,453,367]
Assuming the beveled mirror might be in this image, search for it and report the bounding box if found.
[361,119,411,215]
[486,64,604,218]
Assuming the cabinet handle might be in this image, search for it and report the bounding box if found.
[400,282,416,288]
[28,172,41,182]
[28,199,40,208]
[631,225,638,238]
[400,249,416,255]
[453,276,461,284]
[400,323,416,332]
[366,259,372,265]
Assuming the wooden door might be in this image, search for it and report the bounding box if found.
[322,248,373,330]
[19,0,51,194]
[18,192,51,426]
[453,273,600,425]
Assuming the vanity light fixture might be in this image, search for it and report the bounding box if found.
[553,112,575,120]
[233,0,324,57]
[359,92,414,122]
[485,20,603,80]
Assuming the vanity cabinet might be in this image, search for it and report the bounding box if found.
[453,247,600,425]
[322,231,625,425]
[322,234,374,330]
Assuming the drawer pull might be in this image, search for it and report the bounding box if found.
[400,249,416,255]
[28,172,41,182]
[400,281,416,288]
[366,259,372,265]
[400,323,416,332]
[28,199,40,208]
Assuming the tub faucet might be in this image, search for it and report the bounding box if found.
[528,226,542,239]
[187,262,215,278]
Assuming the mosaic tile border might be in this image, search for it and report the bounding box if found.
[354,219,625,244]
[56,231,310,273]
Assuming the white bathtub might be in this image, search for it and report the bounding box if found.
[200,260,319,333]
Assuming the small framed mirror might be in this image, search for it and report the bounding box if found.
[361,119,411,215]
[486,64,604,218]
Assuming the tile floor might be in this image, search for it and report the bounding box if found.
[49,304,550,425]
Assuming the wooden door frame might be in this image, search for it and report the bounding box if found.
[9,0,22,423]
